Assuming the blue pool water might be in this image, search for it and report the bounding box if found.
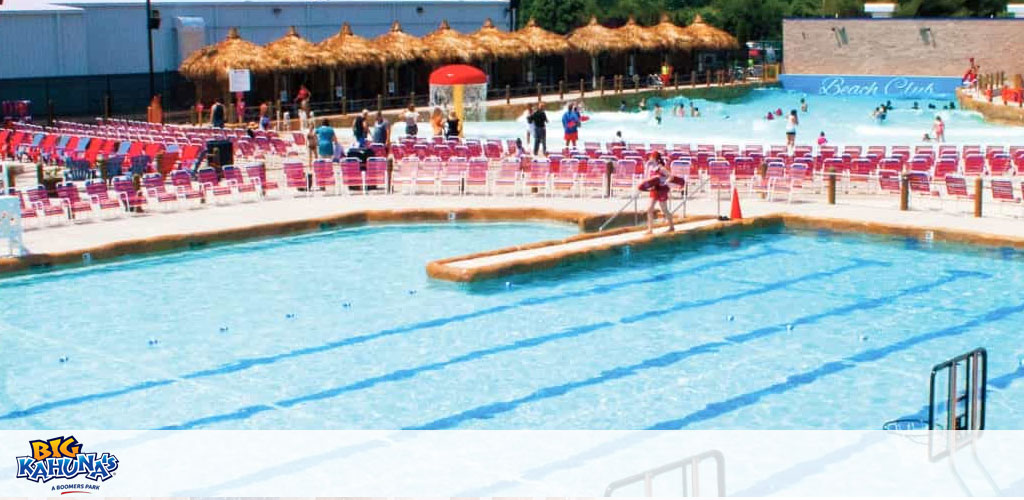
[465,87,1021,147]
[1,222,1023,430]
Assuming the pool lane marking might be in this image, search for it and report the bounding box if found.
[154,255,873,430]
[0,318,308,426]
[0,244,784,422]
[406,270,984,430]
[648,292,1020,430]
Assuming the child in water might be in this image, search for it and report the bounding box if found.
[654,104,663,125]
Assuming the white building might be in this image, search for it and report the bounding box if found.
[0,0,510,115]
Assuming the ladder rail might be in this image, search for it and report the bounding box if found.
[604,449,725,497]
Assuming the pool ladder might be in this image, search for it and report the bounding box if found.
[603,449,725,497]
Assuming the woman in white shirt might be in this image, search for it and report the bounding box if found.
[403,105,419,138]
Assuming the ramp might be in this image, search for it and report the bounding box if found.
[428,217,724,282]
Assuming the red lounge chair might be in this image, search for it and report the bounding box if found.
[170,170,204,206]
[282,161,308,196]
[391,157,417,194]
[493,157,521,196]
[223,166,259,201]
[140,173,180,211]
[439,158,467,194]
[414,158,441,195]
[942,175,974,212]
[84,180,124,217]
[243,163,279,198]
[25,186,67,223]
[524,158,551,196]
[111,176,146,213]
[55,182,93,221]
[337,158,361,194]
[197,167,234,203]
[464,158,489,195]
[990,178,1020,216]
[365,157,387,193]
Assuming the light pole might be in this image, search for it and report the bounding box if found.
[146,0,155,100]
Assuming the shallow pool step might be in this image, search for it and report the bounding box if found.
[427,217,728,282]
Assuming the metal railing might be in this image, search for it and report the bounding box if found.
[604,450,725,497]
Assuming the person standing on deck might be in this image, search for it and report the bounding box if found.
[531,102,549,156]
[210,98,225,129]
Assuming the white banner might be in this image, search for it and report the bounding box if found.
[228,69,251,93]
[0,430,1022,496]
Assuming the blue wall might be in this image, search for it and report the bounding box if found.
[779,74,961,100]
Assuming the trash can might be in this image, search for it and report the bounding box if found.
[206,139,233,169]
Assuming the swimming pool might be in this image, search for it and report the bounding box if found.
[460,87,1021,147]
[1,221,1022,430]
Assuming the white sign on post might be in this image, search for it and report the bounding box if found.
[228,68,251,93]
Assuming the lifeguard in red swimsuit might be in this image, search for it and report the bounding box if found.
[638,152,686,234]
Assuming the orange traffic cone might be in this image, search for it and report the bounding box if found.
[730,187,743,219]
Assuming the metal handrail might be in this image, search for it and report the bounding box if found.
[598,191,641,232]
[604,449,725,497]
[928,347,987,463]
[670,177,709,220]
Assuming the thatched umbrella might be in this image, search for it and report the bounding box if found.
[421,19,491,64]
[320,22,381,104]
[373,20,430,99]
[179,27,274,121]
[264,26,332,114]
[515,18,570,57]
[615,16,661,78]
[567,16,629,86]
[648,13,695,53]
[470,18,527,85]
[471,18,527,60]
[685,14,740,51]
[515,18,571,85]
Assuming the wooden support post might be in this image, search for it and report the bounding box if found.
[409,91,415,107]
[599,77,604,96]
[899,174,909,211]
[505,84,511,104]
[673,73,679,90]
[974,177,983,217]
[827,169,836,205]
[559,80,564,100]
[579,78,585,98]
[706,70,712,88]
[536,83,542,102]
[604,160,613,198]
[377,94,383,113]
[387,156,395,194]
[341,97,347,115]
[691,70,697,88]
[634,75,640,93]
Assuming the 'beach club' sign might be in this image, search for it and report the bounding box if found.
[779,74,960,99]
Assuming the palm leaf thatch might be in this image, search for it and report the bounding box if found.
[470,18,528,60]
[615,16,661,51]
[567,16,629,55]
[685,14,739,51]
[514,18,570,57]
[179,27,275,81]
[648,13,694,51]
[264,26,332,72]
[421,19,491,63]
[319,22,381,68]
[372,20,429,65]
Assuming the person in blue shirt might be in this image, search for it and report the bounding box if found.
[315,119,338,159]
[561,104,580,148]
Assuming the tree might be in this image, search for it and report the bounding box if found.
[896,0,1007,16]
[520,0,592,33]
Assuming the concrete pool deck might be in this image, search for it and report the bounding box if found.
[8,190,1024,276]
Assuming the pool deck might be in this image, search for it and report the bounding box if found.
[9,190,1024,276]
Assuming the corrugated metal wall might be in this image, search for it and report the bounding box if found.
[0,0,509,79]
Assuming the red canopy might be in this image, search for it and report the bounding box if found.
[429,64,487,85]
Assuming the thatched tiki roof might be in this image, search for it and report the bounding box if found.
[421,19,491,63]
[264,26,332,72]
[179,27,275,81]
[319,22,381,68]
[567,16,629,55]
[685,14,740,51]
[373,20,429,65]
[471,18,528,60]
[615,16,661,52]
[648,13,694,52]
[514,18,570,57]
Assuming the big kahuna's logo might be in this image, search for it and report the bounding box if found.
[16,436,118,483]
